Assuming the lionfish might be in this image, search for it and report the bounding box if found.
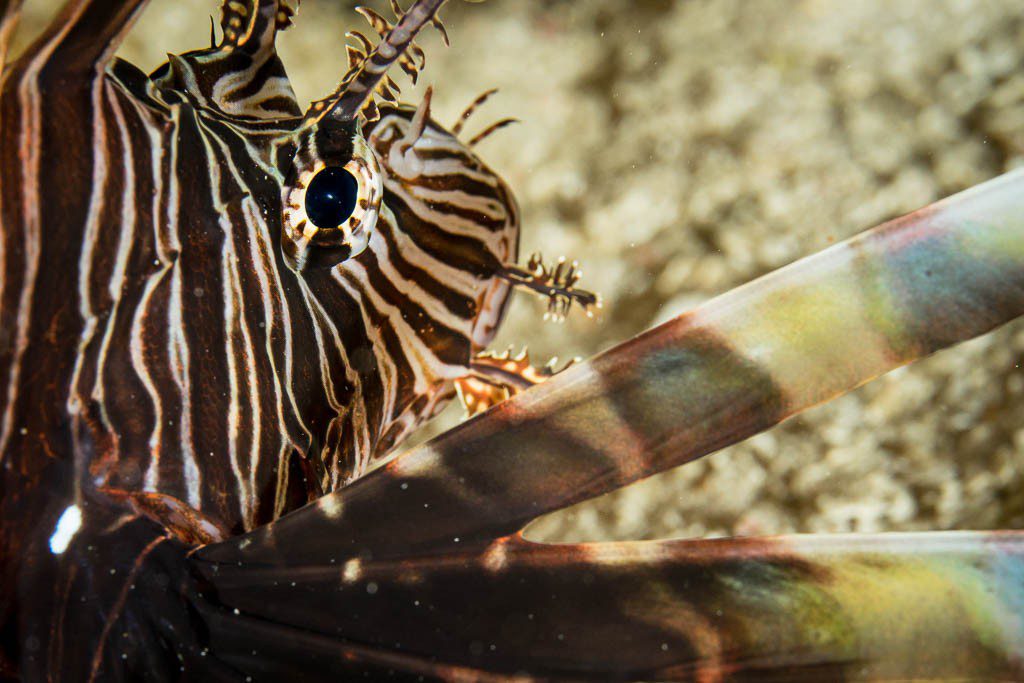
[1,0,1022,680]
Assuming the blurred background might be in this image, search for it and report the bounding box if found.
[13,0,1024,541]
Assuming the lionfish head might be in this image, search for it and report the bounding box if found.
[147,0,449,273]
[54,0,474,531]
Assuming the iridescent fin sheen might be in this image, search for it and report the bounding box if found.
[196,532,1024,680]
[196,169,1024,679]
[203,169,1024,567]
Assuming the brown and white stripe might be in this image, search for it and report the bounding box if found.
[1,0,516,542]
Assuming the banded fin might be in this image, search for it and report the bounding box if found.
[194,169,1024,678]
[195,533,1024,680]
[202,168,1024,565]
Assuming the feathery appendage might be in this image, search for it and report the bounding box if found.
[309,0,450,124]
[196,168,1024,679]
[499,252,600,321]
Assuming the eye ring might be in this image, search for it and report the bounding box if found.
[305,166,359,229]
[281,133,383,272]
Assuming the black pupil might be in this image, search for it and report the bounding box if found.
[305,166,359,229]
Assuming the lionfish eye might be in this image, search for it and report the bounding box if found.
[305,167,359,229]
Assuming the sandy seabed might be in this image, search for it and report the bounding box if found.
[14,0,1024,542]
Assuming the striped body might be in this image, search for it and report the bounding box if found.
[4,2,1024,681]
[1,43,518,536]
[0,2,520,676]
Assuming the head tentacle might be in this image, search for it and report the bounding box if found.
[306,0,449,126]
